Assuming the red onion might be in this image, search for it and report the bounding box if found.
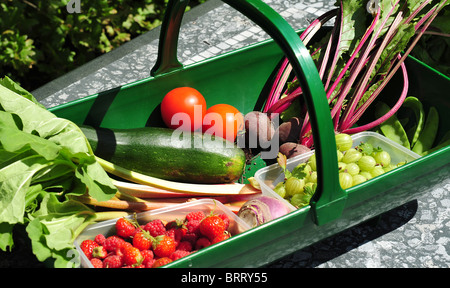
[237,196,291,227]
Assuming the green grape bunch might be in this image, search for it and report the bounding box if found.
[274,133,407,208]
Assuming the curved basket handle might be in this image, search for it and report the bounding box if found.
[151,0,346,225]
[150,0,189,76]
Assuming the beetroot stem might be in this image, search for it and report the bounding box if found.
[346,0,447,130]
[339,10,405,130]
[263,9,337,113]
[342,60,409,134]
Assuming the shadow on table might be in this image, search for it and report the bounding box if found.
[266,200,418,268]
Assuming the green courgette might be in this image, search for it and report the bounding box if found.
[80,125,246,184]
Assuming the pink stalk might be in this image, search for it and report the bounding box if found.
[330,2,398,118]
[263,9,337,113]
[301,8,339,43]
[342,60,408,134]
[415,3,438,29]
[322,3,344,91]
[405,0,432,24]
[344,0,447,130]
[301,5,382,141]
[341,0,437,130]
[318,13,341,82]
[318,31,336,81]
[266,43,326,116]
[263,59,291,113]
[300,1,399,144]
[267,89,302,117]
[267,42,327,116]
[339,11,405,130]
[316,1,400,137]
[422,30,450,37]
[263,41,321,118]
[324,15,379,104]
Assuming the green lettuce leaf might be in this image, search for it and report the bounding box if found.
[0,222,14,252]
[0,77,117,266]
[26,193,96,267]
[0,76,44,109]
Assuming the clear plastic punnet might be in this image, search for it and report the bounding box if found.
[255,131,421,210]
[74,199,251,268]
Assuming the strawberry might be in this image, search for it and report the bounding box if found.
[152,235,176,258]
[199,215,226,241]
[115,217,136,239]
[165,219,187,242]
[132,230,152,251]
[123,245,143,267]
[92,246,108,259]
[165,228,187,248]
[211,232,230,244]
[217,213,230,230]
[117,242,133,257]
[80,239,99,260]
[152,257,172,268]
[90,258,103,268]
[103,255,123,268]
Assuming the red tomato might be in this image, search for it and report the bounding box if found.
[202,104,244,142]
[160,87,206,132]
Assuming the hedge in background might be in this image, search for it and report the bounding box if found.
[0,0,207,91]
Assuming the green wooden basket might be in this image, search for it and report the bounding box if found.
[50,0,450,267]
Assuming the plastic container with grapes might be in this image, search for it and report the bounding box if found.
[254,131,421,211]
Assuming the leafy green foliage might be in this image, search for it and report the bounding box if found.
[0,0,208,91]
[0,77,118,267]
[411,5,450,77]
